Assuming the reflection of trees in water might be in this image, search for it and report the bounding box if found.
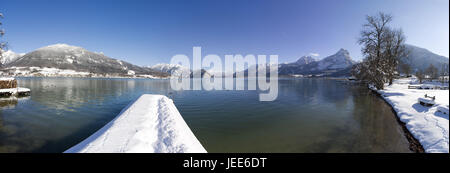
[0,96,32,152]
[302,84,411,152]
[0,96,30,109]
[0,118,47,152]
[310,86,410,152]
[19,78,124,111]
[349,89,411,152]
[0,99,18,109]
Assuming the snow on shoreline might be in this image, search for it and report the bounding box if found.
[0,87,31,94]
[0,77,15,81]
[64,94,207,153]
[0,66,169,79]
[371,78,449,153]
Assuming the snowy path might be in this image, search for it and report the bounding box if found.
[375,79,449,153]
[64,94,207,153]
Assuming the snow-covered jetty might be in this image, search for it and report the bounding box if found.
[0,77,31,97]
[65,94,207,153]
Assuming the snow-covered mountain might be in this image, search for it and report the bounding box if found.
[1,44,169,77]
[149,63,211,78]
[295,55,317,65]
[149,63,191,77]
[0,50,25,65]
[278,48,356,76]
[315,49,354,71]
[239,63,280,77]
[401,44,449,72]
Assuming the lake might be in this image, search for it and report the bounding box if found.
[0,77,411,153]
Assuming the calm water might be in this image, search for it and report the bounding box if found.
[0,77,411,153]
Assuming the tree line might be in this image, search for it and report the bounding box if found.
[0,12,6,60]
[352,12,449,89]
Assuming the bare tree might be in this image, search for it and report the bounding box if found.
[383,28,407,84]
[440,64,449,76]
[439,64,449,84]
[399,62,411,77]
[352,61,367,81]
[425,64,439,81]
[355,12,407,89]
[415,69,424,84]
[0,12,7,62]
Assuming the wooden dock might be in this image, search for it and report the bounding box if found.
[0,78,31,97]
[0,87,31,97]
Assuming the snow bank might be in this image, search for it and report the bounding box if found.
[0,77,15,81]
[373,78,449,153]
[2,66,92,77]
[1,66,169,79]
[437,105,449,115]
[0,87,31,94]
[65,94,207,153]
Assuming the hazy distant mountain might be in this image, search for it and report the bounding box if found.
[190,69,211,78]
[149,63,192,77]
[149,63,211,78]
[278,48,355,76]
[2,44,169,77]
[0,50,25,65]
[401,44,449,72]
[295,55,317,65]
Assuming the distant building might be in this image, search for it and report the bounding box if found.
[439,76,449,83]
[127,70,135,75]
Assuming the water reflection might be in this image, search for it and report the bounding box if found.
[0,77,411,153]
[305,86,411,153]
[0,96,30,109]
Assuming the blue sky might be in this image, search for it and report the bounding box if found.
[1,0,448,66]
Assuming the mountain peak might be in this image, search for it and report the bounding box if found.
[296,55,317,65]
[336,48,349,55]
[5,44,169,77]
[37,43,85,52]
[328,48,351,61]
[315,48,354,70]
[0,50,25,65]
[149,63,192,76]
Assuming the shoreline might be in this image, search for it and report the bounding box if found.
[369,88,425,153]
[11,75,170,80]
